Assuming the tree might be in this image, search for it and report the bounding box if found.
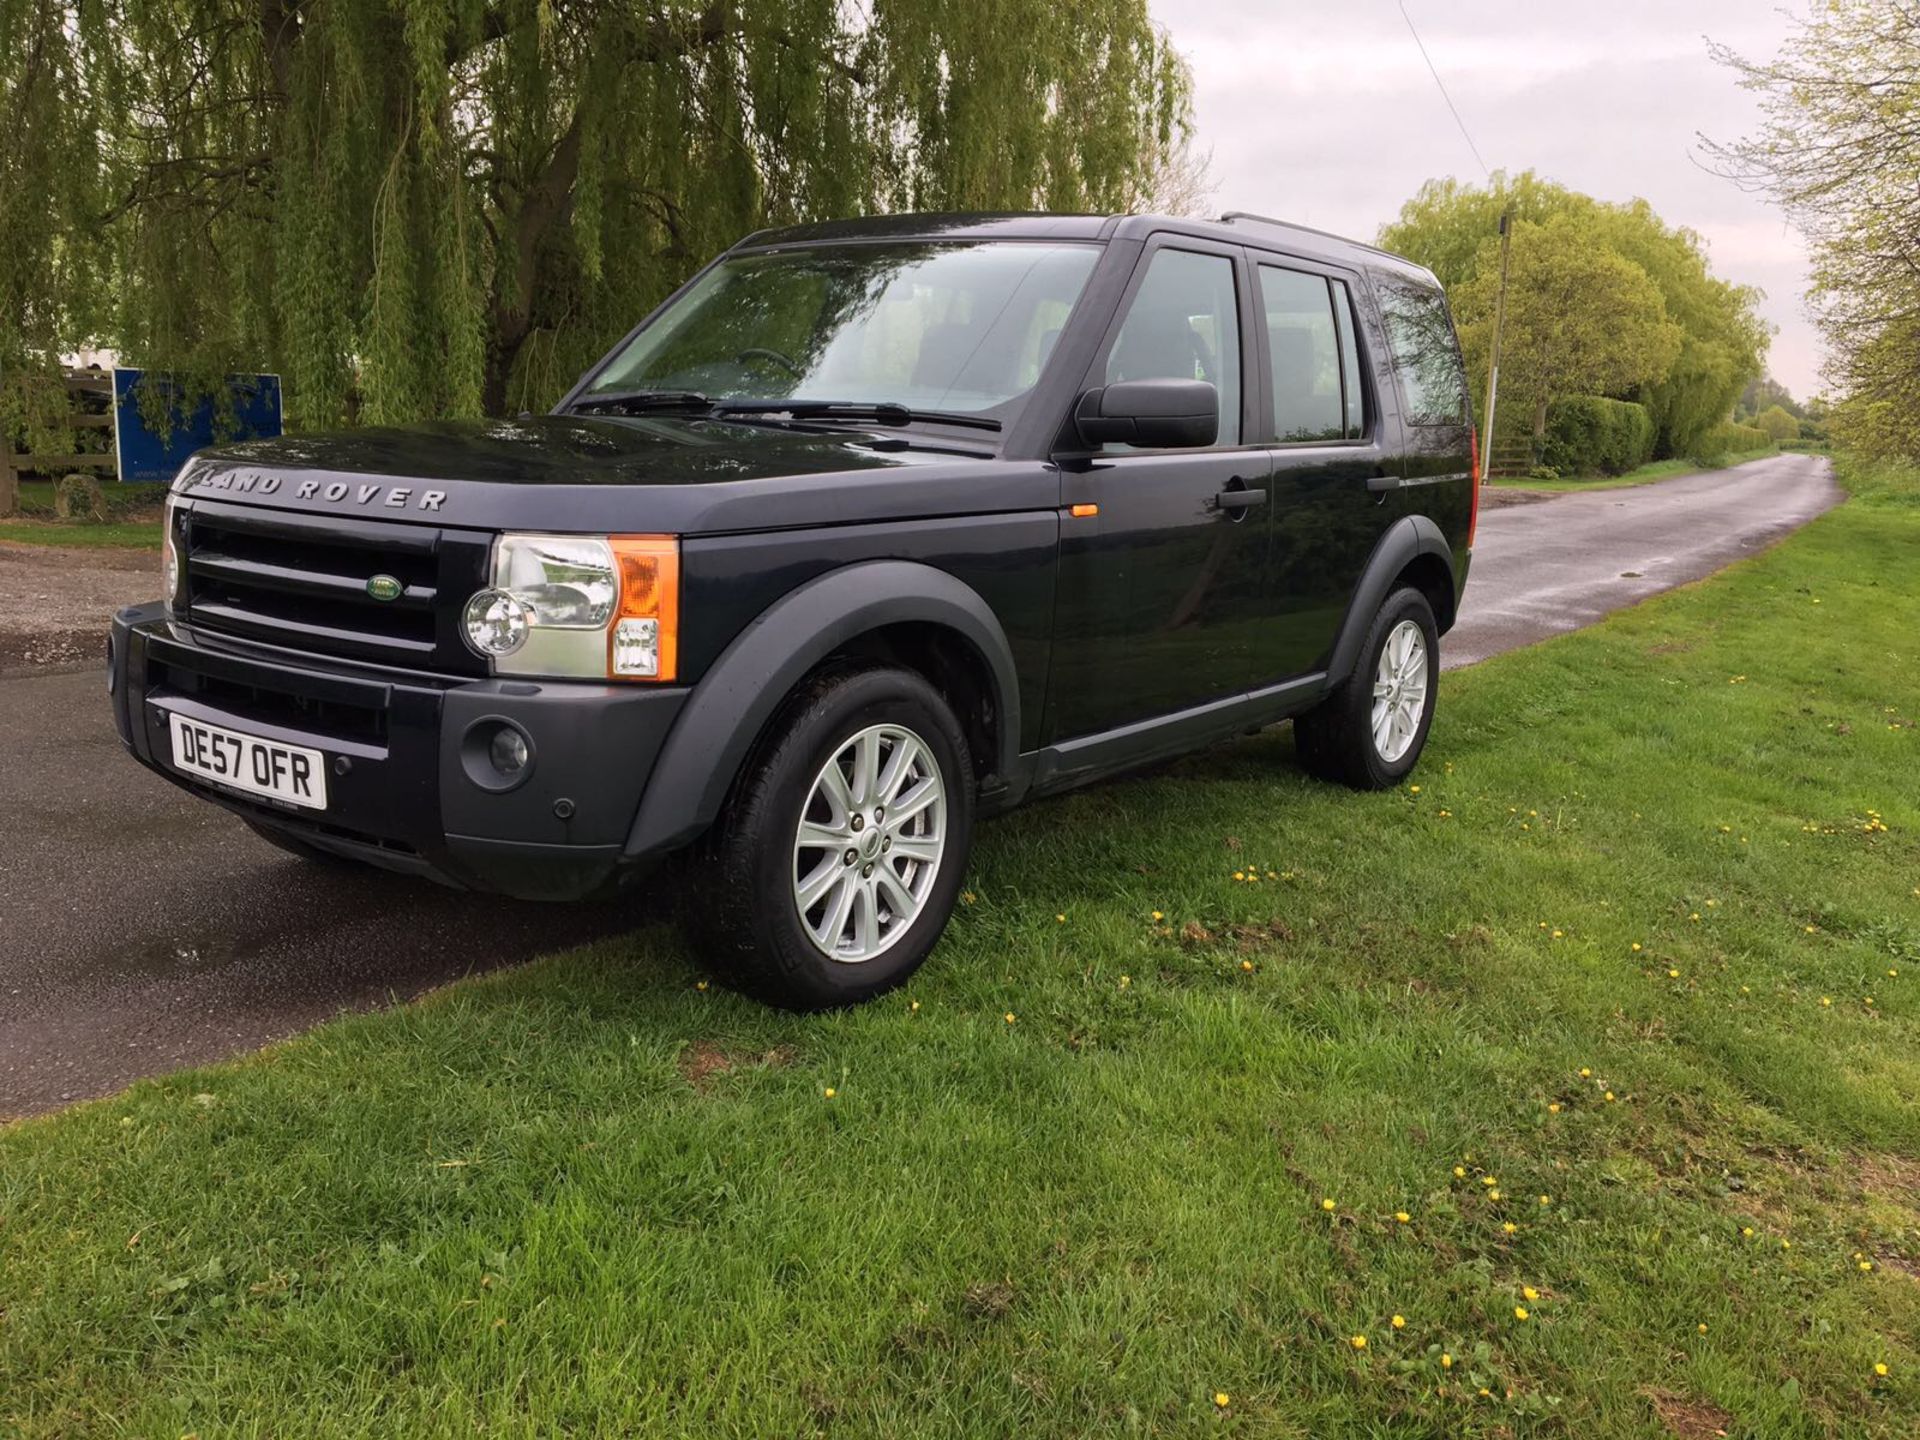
[1738,374,1802,421]
[1705,1,1920,458]
[0,0,1190,430]
[1380,172,1766,458]
[1753,404,1799,443]
[1450,214,1682,445]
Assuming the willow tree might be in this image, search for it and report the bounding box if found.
[0,0,1190,433]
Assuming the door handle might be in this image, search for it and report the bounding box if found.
[1366,471,1402,493]
[1212,487,1267,510]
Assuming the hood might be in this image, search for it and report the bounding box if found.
[172,415,1047,535]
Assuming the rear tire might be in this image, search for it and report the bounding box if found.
[1294,586,1439,790]
[703,665,974,1009]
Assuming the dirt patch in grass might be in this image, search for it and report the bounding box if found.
[1480,487,1562,509]
[1857,1153,1920,1209]
[676,1040,796,1089]
[1642,1388,1733,1438]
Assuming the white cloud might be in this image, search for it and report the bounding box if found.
[1150,0,1824,398]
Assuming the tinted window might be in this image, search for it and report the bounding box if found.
[1378,277,1470,427]
[1332,280,1365,438]
[1259,265,1345,442]
[1105,248,1241,446]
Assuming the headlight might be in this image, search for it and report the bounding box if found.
[463,532,679,681]
[161,497,181,610]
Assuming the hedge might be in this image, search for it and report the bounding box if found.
[1689,421,1772,463]
[1540,396,1656,477]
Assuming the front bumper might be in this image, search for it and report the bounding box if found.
[108,603,688,900]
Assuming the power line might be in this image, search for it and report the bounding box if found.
[1398,1,1490,178]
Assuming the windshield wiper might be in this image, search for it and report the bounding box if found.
[570,389,715,415]
[712,400,1002,432]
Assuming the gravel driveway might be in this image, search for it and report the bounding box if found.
[0,542,156,671]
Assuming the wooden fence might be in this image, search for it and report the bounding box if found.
[0,370,118,516]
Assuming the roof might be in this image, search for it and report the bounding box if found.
[734,210,1438,283]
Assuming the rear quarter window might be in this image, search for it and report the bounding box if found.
[1376,277,1470,428]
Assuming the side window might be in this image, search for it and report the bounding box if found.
[1105,248,1241,446]
[1332,280,1365,438]
[1258,265,1346,442]
[1377,277,1470,427]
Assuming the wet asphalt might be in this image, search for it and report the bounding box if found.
[0,453,1841,1118]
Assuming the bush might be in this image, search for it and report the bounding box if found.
[1527,464,1559,482]
[1753,404,1800,443]
[1689,421,1772,464]
[1540,396,1656,477]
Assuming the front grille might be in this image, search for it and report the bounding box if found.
[183,498,490,674]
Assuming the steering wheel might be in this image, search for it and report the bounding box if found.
[735,347,801,377]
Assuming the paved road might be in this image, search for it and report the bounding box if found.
[1443,451,1842,668]
[0,453,1841,1118]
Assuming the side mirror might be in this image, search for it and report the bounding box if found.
[1074,379,1218,449]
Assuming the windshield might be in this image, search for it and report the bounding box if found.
[578,241,1101,420]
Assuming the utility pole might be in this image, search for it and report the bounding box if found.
[1480,209,1512,474]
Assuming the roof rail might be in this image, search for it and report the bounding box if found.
[1217,211,1395,260]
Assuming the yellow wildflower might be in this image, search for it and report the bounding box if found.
[1514,1306,1529,1321]
[1350,1335,1367,1350]
[1213,1392,1230,1409]
[1391,1314,1406,1330]
[1321,1198,1336,1212]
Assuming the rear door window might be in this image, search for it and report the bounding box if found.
[1257,265,1368,442]
[1376,277,1470,427]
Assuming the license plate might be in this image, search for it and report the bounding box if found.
[167,713,328,810]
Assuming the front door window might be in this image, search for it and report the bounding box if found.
[1105,248,1242,446]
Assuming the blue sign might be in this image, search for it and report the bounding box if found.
[112,368,283,484]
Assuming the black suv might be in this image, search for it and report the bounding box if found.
[109,212,1477,1007]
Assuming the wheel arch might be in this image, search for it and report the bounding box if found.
[625,561,1020,858]
[1326,516,1458,684]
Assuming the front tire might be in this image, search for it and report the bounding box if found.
[1294,586,1439,789]
[704,666,974,1009]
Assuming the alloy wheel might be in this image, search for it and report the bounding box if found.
[791,723,947,962]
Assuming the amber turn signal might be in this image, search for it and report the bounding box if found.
[608,535,680,681]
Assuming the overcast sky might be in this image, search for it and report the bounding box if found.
[1148,0,1821,400]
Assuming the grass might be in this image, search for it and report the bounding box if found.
[4,457,1919,1437]
[1492,448,1780,493]
[1,478,164,548]
[0,519,163,549]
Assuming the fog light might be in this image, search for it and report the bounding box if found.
[488,725,529,776]
[463,587,532,657]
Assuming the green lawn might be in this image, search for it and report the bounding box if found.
[0,519,163,549]
[1492,448,1780,493]
[4,459,1917,1438]
[2,478,165,548]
